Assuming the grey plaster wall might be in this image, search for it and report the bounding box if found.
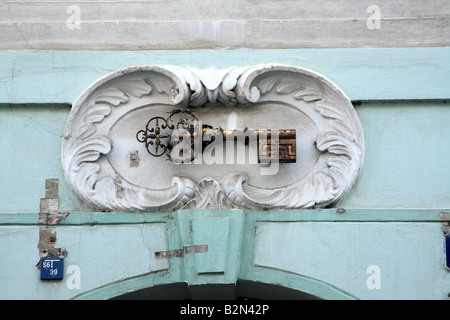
[1,0,449,50]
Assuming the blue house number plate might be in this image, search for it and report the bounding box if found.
[40,258,64,280]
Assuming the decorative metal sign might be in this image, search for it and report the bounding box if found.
[136,108,296,163]
[62,64,364,212]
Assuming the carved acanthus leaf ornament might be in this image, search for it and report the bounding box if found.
[62,65,364,211]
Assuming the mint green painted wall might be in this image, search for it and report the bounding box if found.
[0,48,449,300]
[1,101,449,213]
[0,48,449,104]
[340,101,450,209]
[0,210,448,300]
[0,105,90,213]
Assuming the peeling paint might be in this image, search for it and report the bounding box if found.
[37,179,68,269]
[36,227,67,270]
[39,178,69,224]
[439,212,450,233]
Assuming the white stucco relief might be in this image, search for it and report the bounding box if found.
[62,64,364,211]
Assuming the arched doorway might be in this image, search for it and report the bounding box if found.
[109,280,322,300]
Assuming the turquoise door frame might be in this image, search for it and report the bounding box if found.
[1,208,447,300]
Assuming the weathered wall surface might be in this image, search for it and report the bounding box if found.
[1,209,448,300]
[1,0,449,49]
[1,48,450,104]
[1,98,450,213]
[0,1,449,300]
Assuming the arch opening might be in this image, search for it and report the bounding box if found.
[109,280,322,300]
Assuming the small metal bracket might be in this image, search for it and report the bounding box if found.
[155,245,208,259]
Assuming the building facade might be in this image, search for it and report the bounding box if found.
[0,0,449,300]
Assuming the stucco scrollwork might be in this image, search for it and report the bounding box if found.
[62,64,364,211]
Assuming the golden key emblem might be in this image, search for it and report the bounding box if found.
[136,109,296,163]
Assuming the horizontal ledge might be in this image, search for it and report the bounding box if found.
[1,19,449,50]
[0,209,448,226]
[2,16,450,23]
[0,103,71,108]
[1,99,448,108]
